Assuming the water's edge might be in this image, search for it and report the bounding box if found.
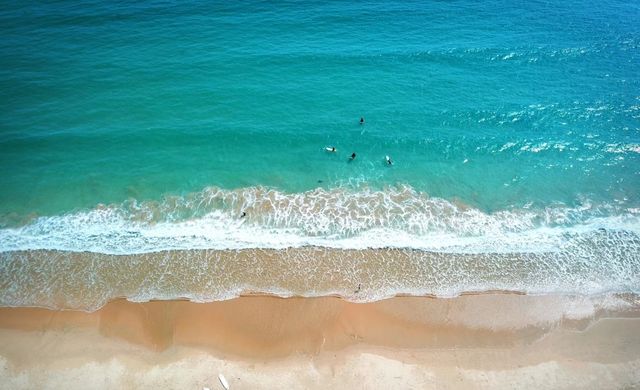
[2,246,638,312]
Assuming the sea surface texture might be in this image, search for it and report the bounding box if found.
[1,0,639,310]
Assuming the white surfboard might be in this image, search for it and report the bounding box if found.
[385,155,392,165]
[218,373,230,390]
[325,147,336,152]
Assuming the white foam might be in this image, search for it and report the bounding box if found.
[0,186,638,254]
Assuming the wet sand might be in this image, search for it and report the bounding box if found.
[0,294,639,389]
[3,247,638,311]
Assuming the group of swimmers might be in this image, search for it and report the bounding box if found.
[325,117,393,165]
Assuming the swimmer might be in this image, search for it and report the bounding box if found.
[385,155,393,165]
[240,211,246,218]
[360,117,365,125]
[349,152,357,161]
[325,146,337,152]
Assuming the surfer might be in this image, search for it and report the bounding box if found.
[360,117,365,125]
[349,152,357,161]
[325,146,336,152]
[240,211,246,218]
[385,155,393,165]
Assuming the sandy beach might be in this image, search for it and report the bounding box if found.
[0,293,639,389]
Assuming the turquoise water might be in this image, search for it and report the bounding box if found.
[1,0,638,219]
[0,1,639,306]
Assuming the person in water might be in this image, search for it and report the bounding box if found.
[386,156,393,165]
[350,152,357,160]
[328,147,336,152]
[360,117,365,124]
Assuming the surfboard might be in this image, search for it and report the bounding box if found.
[325,147,336,152]
[218,373,230,390]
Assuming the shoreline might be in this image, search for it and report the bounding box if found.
[1,293,639,389]
[0,287,630,314]
[0,289,532,313]
[3,247,638,311]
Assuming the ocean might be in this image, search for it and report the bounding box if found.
[0,0,638,311]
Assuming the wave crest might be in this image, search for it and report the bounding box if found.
[0,185,638,254]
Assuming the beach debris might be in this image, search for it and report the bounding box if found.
[218,373,230,390]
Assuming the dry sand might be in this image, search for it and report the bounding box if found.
[0,294,639,389]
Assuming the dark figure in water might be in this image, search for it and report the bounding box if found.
[355,283,361,293]
[349,152,357,161]
[360,117,365,125]
[240,211,246,218]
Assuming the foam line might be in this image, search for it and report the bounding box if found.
[0,185,638,254]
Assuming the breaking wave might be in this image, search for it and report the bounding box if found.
[0,185,638,254]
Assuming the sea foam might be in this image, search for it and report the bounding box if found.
[0,185,638,254]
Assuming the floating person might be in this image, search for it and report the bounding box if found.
[325,146,337,152]
[349,152,357,161]
[385,155,393,165]
[360,117,365,125]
